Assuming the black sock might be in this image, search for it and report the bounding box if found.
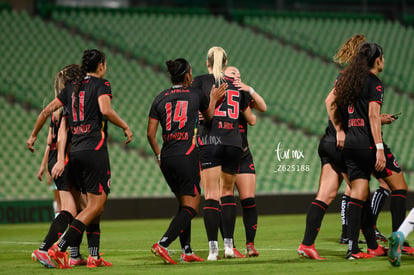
[390,189,407,231]
[371,187,390,226]
[340,195,350,240]
[70,231,84,259]
[220,196,236,239]
[203,199,220,241]
[86,224,100,258]
[40,210,73,251]
[361,198,378,250]
[302,200,328,246]
[347,198,364,253]
[180,222,192,254]
[159,206,196,248]
[58,219,86,252]
[241,198,258,244]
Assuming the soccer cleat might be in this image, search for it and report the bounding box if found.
[233,248,246,258]
[297,244,326,260]
[246,243,259,257]
[48,243,71,269]
[151,243,177,264]
[375,228,388,242]
[86,254,113,268]
[180,252,205,262]
[31,249,56,268]
[345,250,375,260]
[69,255,88,266]
[223,247,235,259]
[207,241,220,261]
[367,245,387,256]
[388,231,404,266]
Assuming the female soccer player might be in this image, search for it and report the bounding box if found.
[192,46,256,260]
[221,66,267,257]
[27,49,132,268]
[334,42,388,259]
[148,58,226,264]
[31,64,88,268]
[298,35,392,260]
[388,208,414,266]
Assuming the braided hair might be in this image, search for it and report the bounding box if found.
[166,58,191,85]
[73,49,106,111]
[335,42,383,108]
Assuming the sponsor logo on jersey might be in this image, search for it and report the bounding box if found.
[348,104,354,114]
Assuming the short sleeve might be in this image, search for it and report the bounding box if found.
[149,97,160,121]
[368,77,384,105]
[97,79,113,100]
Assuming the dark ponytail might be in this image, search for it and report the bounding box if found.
[166,58,190,84]
[73,49,106,111]
[335,43,383,108]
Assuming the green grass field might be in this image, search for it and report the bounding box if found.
[0,212,413,274]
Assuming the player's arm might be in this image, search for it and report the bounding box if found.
[325,88,345,149]
[51,116,68,180]
[27,98,63,152]
[202,83,228,121]
[234,80,267,112]
[37,127,52,181]
[242,106,257,126]
[98,95,132,144]
[147,117,161,165]
[369,102,385,172]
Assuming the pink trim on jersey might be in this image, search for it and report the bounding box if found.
[98,93,113,100]
[56,97,65,106]
[95,130,105,151]
[197,136,204,146]
[369,100,382,105]
[149,116,159,121]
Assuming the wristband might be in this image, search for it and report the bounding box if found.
[375,143,384,150]
[157,153,161,161]
[249,87,255,96]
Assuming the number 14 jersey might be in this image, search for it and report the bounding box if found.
[149,85,209,157]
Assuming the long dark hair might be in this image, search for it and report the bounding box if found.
[73,49,106,111]
[54,64,80,119]
[166,58,190,84]
[335,43,383,108]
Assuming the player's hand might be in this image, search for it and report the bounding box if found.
[336,130,346,150]
[233,79,250,91]
[375,149,386,172]
[380,113,395,125]
[37,167,44,181]
[51,160,65,179]
[124,127,133,144]
[210,83,227,102]
[27,135,37,152]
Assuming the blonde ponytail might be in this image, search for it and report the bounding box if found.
[207,46,227,84]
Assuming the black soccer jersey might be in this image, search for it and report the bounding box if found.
[57,75,112,152]
[344,73,384,149]
[238,89,254,149]
[149,85,209,158]
[193,74,249,148]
